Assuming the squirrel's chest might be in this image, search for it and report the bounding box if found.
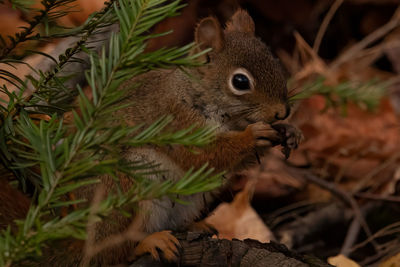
[200,103,230,131]
[127,148,214,231]
[142,191,214,232]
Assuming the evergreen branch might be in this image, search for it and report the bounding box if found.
[1,109,220,263]
[0,0,222,265]
[29,0,117,101]
[0,163,222,265]
[128,116,216,147]
[0,1,116,181]
[8,0,36,11]
[0,0,76,60]
[289,76,387,115]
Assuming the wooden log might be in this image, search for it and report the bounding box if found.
[129,232,332,267]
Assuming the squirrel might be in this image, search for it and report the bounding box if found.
[1,9,302,266]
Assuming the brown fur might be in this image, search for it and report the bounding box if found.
[225,9,255,34]
[1,9,298,266]
[195,17,224,52]
[75,9,292,265]
[0,180,30,230]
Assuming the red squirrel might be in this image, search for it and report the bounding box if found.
[1,9,302,266]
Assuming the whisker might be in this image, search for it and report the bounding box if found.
[228,105,260,124]
[288,86,301,98]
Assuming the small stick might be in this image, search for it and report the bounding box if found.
[354,192,400,203]
[313,0,344,54]
[341,217,361,256]
[287,167,379,253]
[350,221,400,253]
[352,150,400,193]
[330,6,400,71]
[80,186,146,266]
[81,185,107,267]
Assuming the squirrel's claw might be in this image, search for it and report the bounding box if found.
[133,230,180,262]
[271,123,303,158]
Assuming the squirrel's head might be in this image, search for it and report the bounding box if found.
[194,9,290,130]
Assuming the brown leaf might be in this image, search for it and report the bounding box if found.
[291,96,400,195]
[328,254,361,267]
[206,181,275,243]
[379,252,400,267]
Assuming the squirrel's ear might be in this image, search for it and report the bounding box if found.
[225,9,255,34]
[195,17,224,52]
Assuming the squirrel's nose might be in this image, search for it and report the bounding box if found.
[275,104,291,120]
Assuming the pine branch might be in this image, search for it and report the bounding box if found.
[289,76,387,115]
[0,0,223,265]
[0,1,116,182]
[128,116,216,147]
[0,0,76,60]
[8,0,36,11]
[0,0,116,108]
[28,0,117,102]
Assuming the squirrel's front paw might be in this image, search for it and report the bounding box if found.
[271,123,303,158]
[245,122,280,147]
[133,230,180,262]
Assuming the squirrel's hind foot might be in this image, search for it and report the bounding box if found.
[132,230,180,262]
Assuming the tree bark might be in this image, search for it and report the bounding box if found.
[129,232,332,267]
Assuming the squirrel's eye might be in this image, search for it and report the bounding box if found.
[232,74,250,90]
[228,68,254,95]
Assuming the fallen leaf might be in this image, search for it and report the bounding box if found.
[379,252,400,267]
[328,254,361,267]
[290,96,400,194]
[206,180,275,243]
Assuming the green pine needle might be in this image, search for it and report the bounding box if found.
[0,0,223,265]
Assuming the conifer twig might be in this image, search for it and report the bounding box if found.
[0,1,222,265]
[0,0,75,60]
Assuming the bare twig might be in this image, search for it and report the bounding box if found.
[313,0,344,54]
[267,200,317,229]
[80,185,146,266]
[287,167,379,254]
[276,202,352,250]
[350,221,400,253]
[81,185,107,267]
[292,31,328,81]
[360,239,400,266]
[340,39,400,64]
[353,150,400,193]
[340,217,361,255]
[354,192,400,202]
[330,6,400,71]
[82,217,145,262]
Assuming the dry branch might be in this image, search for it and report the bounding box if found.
[313,0,344,54]
[275,203,353,250]
[330,6,400,71]
[286,168,379,256]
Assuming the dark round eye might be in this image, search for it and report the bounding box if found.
[232,74,251,91]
